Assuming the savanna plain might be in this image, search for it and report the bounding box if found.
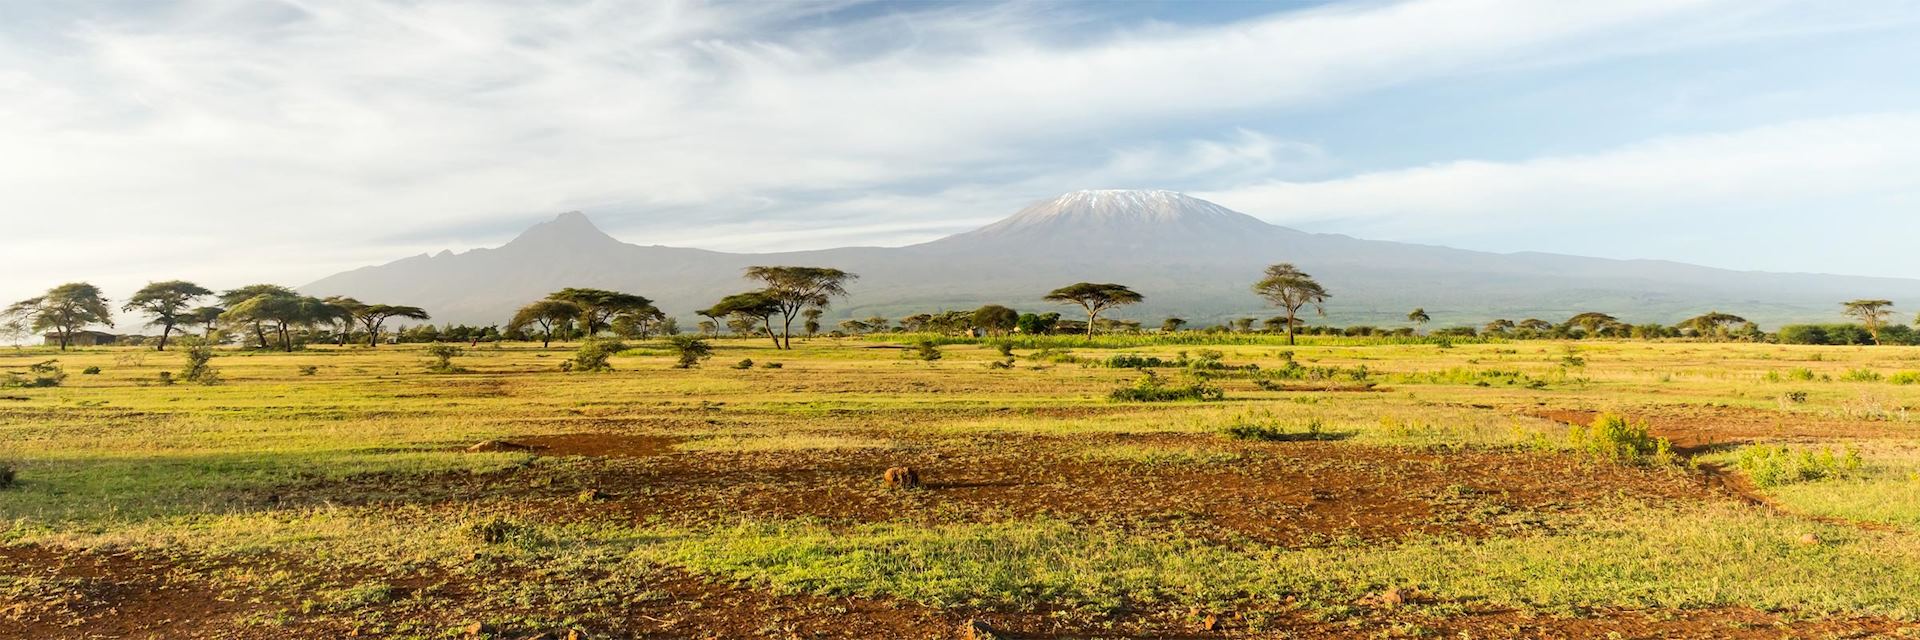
[7,336,1920,639]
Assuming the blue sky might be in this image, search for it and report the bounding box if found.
[5,0,1920,313]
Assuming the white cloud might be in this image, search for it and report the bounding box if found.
[1197,113,1920,275]
[0,0,1899,312]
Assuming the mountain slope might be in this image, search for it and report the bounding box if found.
[304,191,1920,328]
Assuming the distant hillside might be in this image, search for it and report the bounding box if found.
[304,190,1920,328]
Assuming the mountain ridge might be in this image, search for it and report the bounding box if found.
[303,190,1920,328]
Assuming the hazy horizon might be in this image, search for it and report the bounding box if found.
[8,0,1920,313]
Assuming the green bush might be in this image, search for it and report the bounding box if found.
[424,344,465,373]
[1841,368,1884,383]
[666,335,712,369]
[1565,412,1674,466]
[1108,371,1223,402]
[182,345,220,385]
[1734,444,1863,487]
[3,360,66,388]
[1219,416,1345,441]
[1104,353,1178,368]
[81,366,101,375]
[0,463,14,489]
[732,359,755,370]
[573,340,627,372]
[1891,371,1920,385]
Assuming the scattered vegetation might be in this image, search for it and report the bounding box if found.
[1108,371,1223,402]
[1735,445,1864,487]
[572,339,626,372]
[1562,413,1675,466]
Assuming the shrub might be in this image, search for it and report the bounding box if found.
[1841,368,1884,383]
[1108,371,1223,402]
[1219,417,1345,442]
[3,360,66,388]
[1735,444,1863,487]
[1892,371,1920,386]
[0,463,14,489]
[573,340,627,372]
[298,365,319,376]
[156,371,175,385]
[665,335,712,369]
[1565,412,1674,466]
[1104,353,1177,368]
[732,359,755,370]
[182,345,220,385]
[424,344,465,373]
[761,361,783,369]
[81,366,101,375]
[911,340,942,362]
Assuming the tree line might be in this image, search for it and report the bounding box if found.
[6,262,1912,351]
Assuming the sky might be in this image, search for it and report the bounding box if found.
[6,0,1920,320]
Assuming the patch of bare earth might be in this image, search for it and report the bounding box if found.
[0,545,273,639]
[439,432,1720,547]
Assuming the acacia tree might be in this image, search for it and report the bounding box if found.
[123,280,212,351]
[971,305,1019,337]
[547,288,655,338]
[1565,312,1620,337]
[351,302,432,347]
[1407,308,1430,332]
[220,294,348,352]
[742,266,857,349]
[1484,318,1516,335]
[1043,283,1144,338]
[1678,311,1748,341]
[220,285,297,349]
[185,306,226,341]
[705,292,783,348]
[801,308,824,338]
[5,282,114,351]
[1252,264,1329,346]
[1161,317,1188,333]
[509,300,580,348]
[1843,299,1895,345]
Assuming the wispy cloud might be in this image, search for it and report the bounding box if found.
[0,0,1913,310]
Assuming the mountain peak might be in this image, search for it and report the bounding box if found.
[504,211,623,250]
[933,189,1287,249]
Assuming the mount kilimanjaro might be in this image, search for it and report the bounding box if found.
[305,190,1920,328]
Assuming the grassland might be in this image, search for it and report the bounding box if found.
[5,337,1920,638]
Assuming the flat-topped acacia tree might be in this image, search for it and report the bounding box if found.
[742,266,856,349]
[1252,264,1329,346]
[705,291,783,348]
[124,280,212,351]
[1843,299,1895,345]
[1044,283,1143,338]
[546,288,655,338]
[508,299,579,348]
[5,282,114,351]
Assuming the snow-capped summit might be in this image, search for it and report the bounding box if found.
[925,189,1298,254]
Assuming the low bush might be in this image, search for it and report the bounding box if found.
[1219,417,1347,442]
[1735,445,1863,487]
[573,340,627,372]
[666,335,712,369]
[1891,371,1920,386]
[1841,368,1884,383]
[424,344,465,373]
[3,360,66,388]
[182,345,220,385]
[0,463,14,489]
[1108,371,1222,402]
[732,359,755,370]
[1565,412,1675,466]
[81,366,101,375]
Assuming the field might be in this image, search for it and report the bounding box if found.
[6,336,1920,639]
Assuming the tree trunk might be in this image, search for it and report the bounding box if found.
[253,325,269,350]
[1084,306,1098,338]
[367,321,381,347]
[156,325,172,351]
[1286,309,1298,346]
[763,318,780,348]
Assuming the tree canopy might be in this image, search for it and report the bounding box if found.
[1252,264,1329,345]
[5,282,114,351]
[547,288,655,338]
[1842,299,1895,345]
[705,291,784,347]
[123,280,213,351]
[741,266,857,349]
[1044,283,1143,338]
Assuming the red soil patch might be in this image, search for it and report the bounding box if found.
[495,433,1716,547]
[512,432,679,458]
[0,545,269,639]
